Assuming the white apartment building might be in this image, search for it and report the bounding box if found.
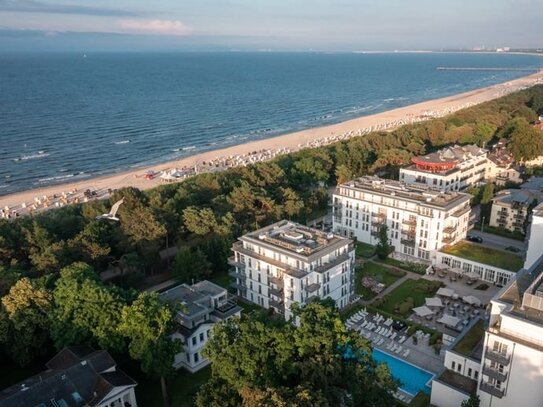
[489,189,538,234]
[430,207,543,407]
[333,176,471,261]
[400,144,488,191]
[230,220,355,320]
[160,280,242,373]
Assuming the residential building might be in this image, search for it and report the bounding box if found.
[333,176,471,261]
[400,144,488,191]
[230,220,355,320]
[430,212,543,407]
[430,320,484,407]
[485,140,522,186]
[0,346,137,407]
[160,280,242,372]
[489,189,538,233]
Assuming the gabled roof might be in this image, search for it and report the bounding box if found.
[0,347,136,407]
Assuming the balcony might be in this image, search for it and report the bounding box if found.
[370,230,380,237]
[269,299,284,313]
[371,219,385,226]
[269,287,283,297]
[230,281,247,292]
[402,218,417,226]
[314,252,351,273]
[305,283,321,293]
[485,348,510,365]
[482,366,508,382]
[228,269,245,279]
[442,236,455,244]
[443,226,456,234]
[372,212,386,219]
[479,382,504,398]
[402,228,416,237]
[227,256,245,268]
[269,276,284,286]
[401,238,416,247]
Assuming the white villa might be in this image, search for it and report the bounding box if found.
[160,280,242,373]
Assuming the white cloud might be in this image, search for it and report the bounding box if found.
[117,19,191,36]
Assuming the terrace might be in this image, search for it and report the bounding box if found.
[440,241,523,272]
[452,319,485,360]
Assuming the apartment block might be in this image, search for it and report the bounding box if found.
[333,176,471,261]
[489,189,538,234]
[400,144,488,191]
[230,220,355,320]
[160,281,242,372]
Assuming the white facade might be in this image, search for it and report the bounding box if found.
[230,220,355,320]
[160,281,242,373]
[333,176,471,261]
[525,203,543,270]
[400,145,488,192]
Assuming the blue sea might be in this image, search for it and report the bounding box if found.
[1,52,541,195]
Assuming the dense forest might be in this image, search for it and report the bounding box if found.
[1,85,543,403]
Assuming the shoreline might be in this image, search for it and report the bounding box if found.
[2,69,543,217]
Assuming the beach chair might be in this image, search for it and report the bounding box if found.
[395,346,402,354]
[390,332,397,340]
[403,349,410,358]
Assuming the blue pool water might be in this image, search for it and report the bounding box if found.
[373,349,433,395]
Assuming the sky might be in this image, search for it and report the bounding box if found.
[0,0,541,52]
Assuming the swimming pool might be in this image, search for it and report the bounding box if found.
[373,349,434,395]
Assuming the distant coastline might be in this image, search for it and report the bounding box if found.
[1,68,542,218]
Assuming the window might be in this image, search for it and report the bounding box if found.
[194,352,199,363]
[474,371,479,380]
[457,363,462,373]
[192,337,197,346]
[199,332,204,342]
[451,361,456,370]
[468,368,472,377]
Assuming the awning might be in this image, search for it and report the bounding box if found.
[464,271,480,280]
[437,314,461,328]
[462,295,482,306]
[413,305,434,317]
[437,287,455,298]
[425,297,443,308]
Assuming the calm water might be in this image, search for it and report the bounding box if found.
[373,349,434,395]
[1,52,541,195]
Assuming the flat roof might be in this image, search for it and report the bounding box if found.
[159,281,226,318]
[242,220,351,260]
[440,241,523,272]
[452,319,485,360]
[336,176,471,210]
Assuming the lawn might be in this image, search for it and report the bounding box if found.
[453,319,485,358]
[209,270,230,288]
[440,241,523,272]
[134,366,211,407]
[355,262,406,300]
[409,391,431,407]
[355,242,375,258]
[374,278,442,317]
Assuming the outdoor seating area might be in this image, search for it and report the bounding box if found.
[428,264,479,285]
[408,287,485,332]
[346,309,411,357]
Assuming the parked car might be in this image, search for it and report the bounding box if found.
[504,246,521,253]
[466,235,483,243]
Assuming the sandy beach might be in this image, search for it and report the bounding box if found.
[2,69,543,218]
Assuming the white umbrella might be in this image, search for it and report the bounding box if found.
[425,297,443,308]
[462,295,482,306]
[437,287,455,298]
[413,306,434,317]
[437,314,461,328]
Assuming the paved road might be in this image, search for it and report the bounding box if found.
[467,229,527,251]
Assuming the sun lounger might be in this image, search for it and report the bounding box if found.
[403,349,410,357]
[395,346,402,354]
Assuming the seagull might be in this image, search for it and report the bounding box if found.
[96,198,124,221]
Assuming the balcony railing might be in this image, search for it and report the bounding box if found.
[228,269,245,279]
[269,287,283,297]
[401,238,416,247]
[269,276,284,286]
[230,281,247,292]
[443,226,456,234]
[305,283,321,293]
[314,253,351,273]
[227,256,245,268]
[482,366,508,382]
[479,382,504,398]
[269,299,284,312]
[372,212,386,219]
[485,348,510,365]
[370,230,380,237]
[371,219,385,226]
[442,236,455,244]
